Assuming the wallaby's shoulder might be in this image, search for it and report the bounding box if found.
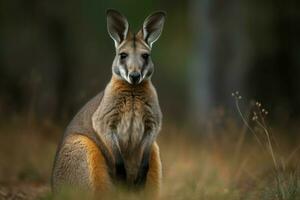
[65,91,104,136]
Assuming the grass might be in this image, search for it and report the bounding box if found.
[232,91,300,200]
[0,111,299,199]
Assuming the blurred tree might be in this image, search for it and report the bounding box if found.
[188,0,249,123]
[188,0,300,124]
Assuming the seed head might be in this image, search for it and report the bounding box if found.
[252,116,258,121]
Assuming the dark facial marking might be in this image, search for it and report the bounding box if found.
[133,34,136,49]
[142,53,149,67]
[141,54,149,76]
[113,66,121,76]
[119,56,128,76]
[145,67,153,78]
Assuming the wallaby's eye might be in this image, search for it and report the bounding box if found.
[119,52,128,60]
[141,53,150,60]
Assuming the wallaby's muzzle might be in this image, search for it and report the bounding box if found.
[129,71,141,85]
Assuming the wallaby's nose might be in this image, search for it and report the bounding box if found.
[129,72,141,84]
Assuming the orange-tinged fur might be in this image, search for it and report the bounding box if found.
[57,134,113,192]
[146,142,162,196]
[79,135,113,192]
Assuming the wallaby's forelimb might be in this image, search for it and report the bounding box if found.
[134,130,156,186]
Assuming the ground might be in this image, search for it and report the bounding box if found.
[0,117,299,200]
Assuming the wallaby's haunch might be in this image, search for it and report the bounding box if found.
[51,9,165,197]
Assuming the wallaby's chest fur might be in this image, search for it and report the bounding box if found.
[92,78,162,181]
[95,79,160,150]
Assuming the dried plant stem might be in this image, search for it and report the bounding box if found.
[232,92,292,200]
[234,99,263,148]
[256,120,279,171]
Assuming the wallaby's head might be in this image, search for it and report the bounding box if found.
[107,9,166,85]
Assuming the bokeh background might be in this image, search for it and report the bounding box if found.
[1,0,300,124]
[0,0,300,199]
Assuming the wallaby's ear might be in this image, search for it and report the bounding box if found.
[141,11,166,48]
[106,9,129,48]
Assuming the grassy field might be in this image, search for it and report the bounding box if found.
[0,115,299,200]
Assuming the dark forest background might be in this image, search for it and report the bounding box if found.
[1,0,300,127]
[1,1,300,199]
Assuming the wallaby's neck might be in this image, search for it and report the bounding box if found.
[108,75,152,93]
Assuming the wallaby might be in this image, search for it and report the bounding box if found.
[51,9,165,197]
